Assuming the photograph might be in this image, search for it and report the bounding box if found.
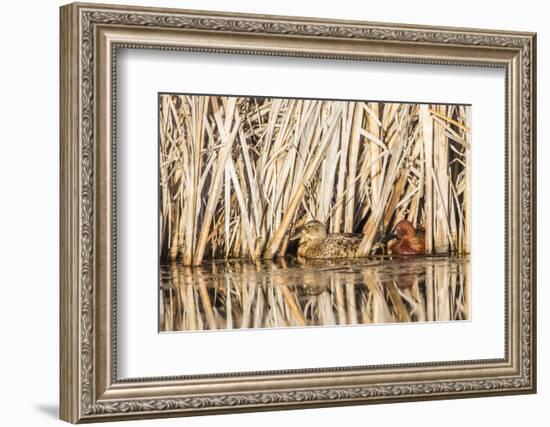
[56,2,537,422]
[158,94,471,332]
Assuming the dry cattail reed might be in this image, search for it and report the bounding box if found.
[159,95,470,265]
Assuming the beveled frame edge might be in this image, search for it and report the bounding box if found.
[59,2,537,423]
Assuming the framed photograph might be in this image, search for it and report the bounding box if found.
[60,2,537,423]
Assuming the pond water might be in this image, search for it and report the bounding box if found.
[159,255,470,332]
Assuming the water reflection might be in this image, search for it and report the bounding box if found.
[160,255,470,332]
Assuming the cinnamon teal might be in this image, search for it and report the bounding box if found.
[290,220,364,259]
[382,220,425,255]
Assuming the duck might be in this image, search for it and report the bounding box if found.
[289,220,364,259]
[382,220,425,255]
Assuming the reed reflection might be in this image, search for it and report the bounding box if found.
[160,255,470,332]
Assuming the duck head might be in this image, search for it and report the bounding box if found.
[381,220,416,243]
[290,220,327,244]
[395,220,416,238]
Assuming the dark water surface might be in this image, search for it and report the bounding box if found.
[160,255,470,332]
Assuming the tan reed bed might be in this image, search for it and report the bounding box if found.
[159,95,470,265]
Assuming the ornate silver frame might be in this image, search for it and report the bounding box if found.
[60,2,537,423]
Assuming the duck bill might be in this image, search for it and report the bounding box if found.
[380,231,397,244]
[289,227,303,241]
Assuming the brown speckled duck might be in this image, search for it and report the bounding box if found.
[290,220,364,258]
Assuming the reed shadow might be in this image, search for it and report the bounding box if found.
[35,404,58,419]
